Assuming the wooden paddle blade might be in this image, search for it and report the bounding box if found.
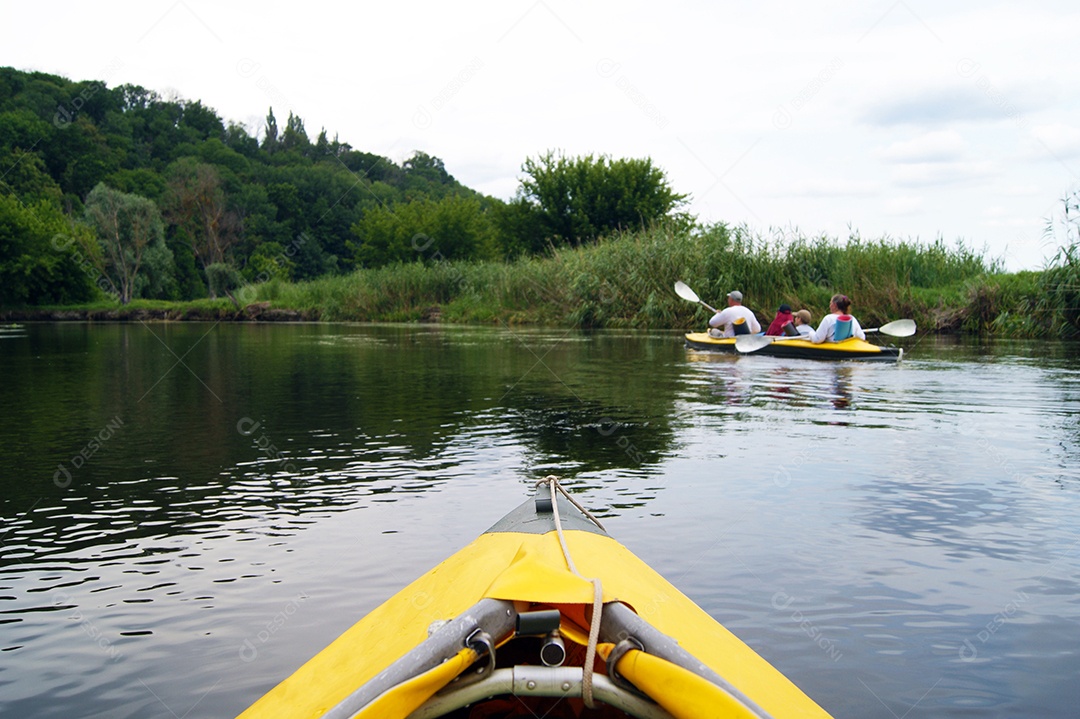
[735,335,773,353]
[877,319,916,337]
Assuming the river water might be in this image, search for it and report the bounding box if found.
[1,322,1078,718]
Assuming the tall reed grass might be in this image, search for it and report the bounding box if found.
[239,222,1078,338]
[1037,244,1080,338]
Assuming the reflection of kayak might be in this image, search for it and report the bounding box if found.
[684,332,903,362]
[238,481,834,719]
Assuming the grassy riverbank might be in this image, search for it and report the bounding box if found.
[4,224,1077,338]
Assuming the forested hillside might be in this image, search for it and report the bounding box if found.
[0,66,503,304]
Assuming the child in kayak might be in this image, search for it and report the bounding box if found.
[811,294,866,343]
[793,309,814,337]
[765,304,794,336]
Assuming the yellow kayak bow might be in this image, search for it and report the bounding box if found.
[238,480,834,718]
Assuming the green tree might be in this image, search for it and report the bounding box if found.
[165,227,206,300]
[265,181,303,238]
[291,232,338,280]
[205,262,243,308]
[225,122,260,158]
[0,108,53,156]
[403,151,451,184]
[0,195,96,306]
[179,100,225,141]
[163,159,240,291]
[262,107,279,154]
[195,137,249,175]
[102,167,168,200]
[83,183,173,304]
[350,194,495,267]
[493,197,548,257]
[315,129,330,156]
[514,151,689,247]
[280,112,310,154]
[47,116,124,198]
[0,149,64,206]
[244,241,295,282]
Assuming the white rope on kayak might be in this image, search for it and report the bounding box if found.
[537,475,606,532]
[539,475,604,709]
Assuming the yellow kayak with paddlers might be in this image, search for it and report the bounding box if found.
[673,281,914,363]
[237,478,835,719]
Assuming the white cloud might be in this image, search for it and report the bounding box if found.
[983,216,1038,228]
[883,196,924,216]
[861,84,1043,128]
[1027,124,1080,161]
[996,183,1043,197]
[772,179,882,199]
[878,131,967,163]
[891,161,996,187]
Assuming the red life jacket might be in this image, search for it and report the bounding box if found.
[766,310,794,336]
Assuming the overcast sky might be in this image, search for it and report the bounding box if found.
[7,1,1079,271]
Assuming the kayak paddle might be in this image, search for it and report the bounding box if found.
[674,281,719,314]
[865,319,917,337]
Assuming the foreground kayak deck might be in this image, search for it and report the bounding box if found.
[238,482,834,718]
[685,332,902,362]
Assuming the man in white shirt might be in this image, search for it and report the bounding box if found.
[708,290,762,337]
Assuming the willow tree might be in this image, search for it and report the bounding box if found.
[82,183,173,304]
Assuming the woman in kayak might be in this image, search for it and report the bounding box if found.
[811,294,866,343]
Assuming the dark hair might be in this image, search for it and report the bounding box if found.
[831,294,851,313]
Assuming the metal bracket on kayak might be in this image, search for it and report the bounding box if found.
[321,598,517,719]
[605,636,646,694]
[464,627,495,676]
[599,601,775,719]
[408,666,677,719]
[407,602,779,718]
[324,594,776,719]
